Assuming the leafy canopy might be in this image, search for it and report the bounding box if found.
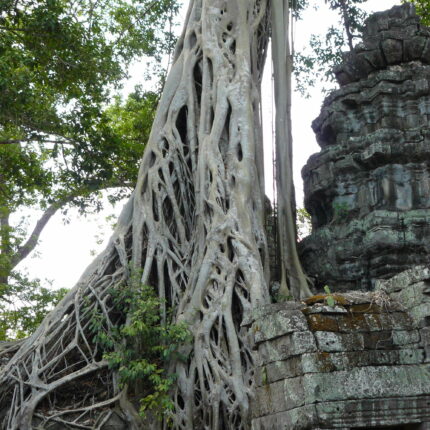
[0,0,178,339]
[0,0,178,211]
[404,0,430,25]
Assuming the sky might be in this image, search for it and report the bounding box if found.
[16,0,400,291]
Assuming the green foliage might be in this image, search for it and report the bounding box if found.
[324,285,336,307]
[297,207,312,240]
[272,291,294,303]
[89,274,192,421]
[0,272,68,340]
[294,0,368,95]
[404,0,430,25]
[0,0,177,222]
[0,0,177,333]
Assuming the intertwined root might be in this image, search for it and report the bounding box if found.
[0,1,271,429]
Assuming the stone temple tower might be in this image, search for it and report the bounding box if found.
[300,4,430,292]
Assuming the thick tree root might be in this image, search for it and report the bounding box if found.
[0,1,271,429]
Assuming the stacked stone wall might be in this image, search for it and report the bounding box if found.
[300,4,430,291]
[248,267,430,429]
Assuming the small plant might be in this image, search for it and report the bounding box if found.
[88,272,192,422]
[324,285,336,308]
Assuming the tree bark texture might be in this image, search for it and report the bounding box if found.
[0,1,271,428]
[271,0,312,299]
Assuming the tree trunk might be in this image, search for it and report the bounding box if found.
[0,1,271,429]
[271,0,312,299]
[0,209,11,289]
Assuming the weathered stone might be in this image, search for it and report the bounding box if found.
[336,313,369,332]
[243,301,305,326]
[254,5,430,429]
[363,331,395,350]
[314,331,364,352]
[381,38,403,64]
[300,4,430,292]
[316,396,430,429]
[253,381,287,417]
[255,357,303,385]
[376,265,430,293]
[253,310,308,343]
[258,331,317,364]
[251,405,317,430]
[303,365,429,403]
[252,280,429,429]
[392,329,421,346]
[301,349,424,373]
[307,314,339,332]
[283,376,305,410]
[305,305,348,314]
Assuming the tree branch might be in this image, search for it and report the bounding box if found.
[338,0,355,51]
[0,140,25,145]
[9,180,132,269]
[10,198,73,269]
[0,139,75,146]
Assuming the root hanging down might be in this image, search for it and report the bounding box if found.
[0,1,272,429]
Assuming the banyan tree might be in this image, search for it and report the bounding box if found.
[0,0,309,428]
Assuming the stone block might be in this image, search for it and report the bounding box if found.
[244,302,305,326]
[303,365,429,404]
[376,266,430,293]
[398,348,425,364]
[301,349,423,374]
[392,329,420,346]
[364,313,384,331]
[253,310,308,343]
[251,405,317,430]
[404,36,427,60]
[316,396,430,429]
[284,376,305,410]
[363,49,386,69]
[314,331,364,352]
[422,38,430,63]
[306,305,348,314]
[381,38,403,64]
[307,314,339,332]
[256,357,303,385]
[337,313,369,332]
[253,381,287,417]
[363,331,395,350]
[258,331,317,364]
[409,304,430,326]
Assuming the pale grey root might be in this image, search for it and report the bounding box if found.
[0,1,276,429]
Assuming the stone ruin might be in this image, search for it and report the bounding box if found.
[1,5,429,430]
[251,4,430,430]
[300,3,430,292]
[249,266,430,429]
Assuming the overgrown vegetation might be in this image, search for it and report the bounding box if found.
[295,0,368,95]
[0,0,178,338]
[404,0,430,25]
[0,272,67,340]
[88,273,192,421]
